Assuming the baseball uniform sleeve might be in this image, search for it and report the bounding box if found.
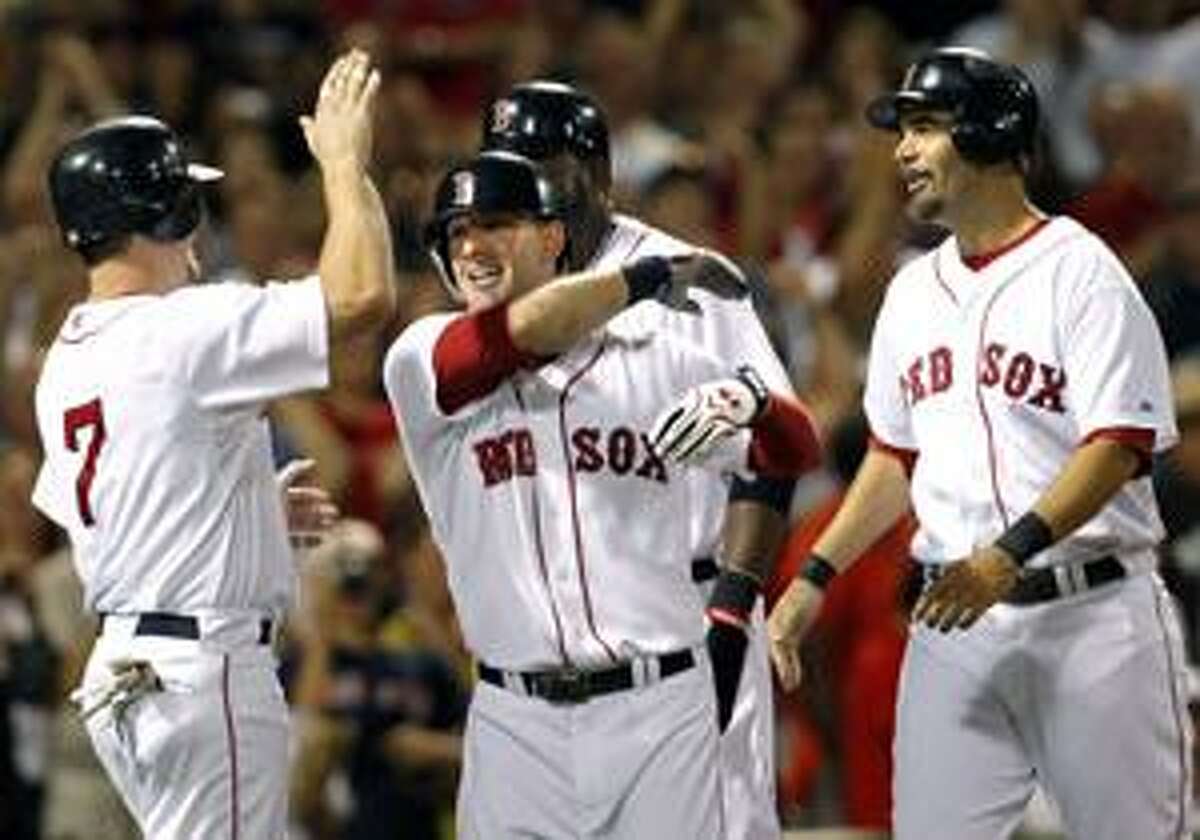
[173,276,330,409]
[1061,252,1179,452]
[863,284,916,450]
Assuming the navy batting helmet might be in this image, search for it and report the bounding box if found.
[866,48,1039,166]
[481,81,610,169]
[425,151,561,297]
[48,116,223,259]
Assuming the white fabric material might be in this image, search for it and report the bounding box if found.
[458,661,721,839]
[894,574,1192,840]
[83,630,288,840]
[594,215,789,839]
[32,276,328,615]
[864,216,1176,571]
[386,313,742,669]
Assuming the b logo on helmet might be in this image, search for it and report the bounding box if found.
[452,171,475,207]
[491,99,517,135]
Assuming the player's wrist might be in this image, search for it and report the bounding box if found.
[622,256,671,305]
[706,567,761,631]
[798,552,838,592]
[733,365,769,423]
[993,511,1053,567]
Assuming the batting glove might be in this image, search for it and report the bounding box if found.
[707,567,761,733]
[650,365,769,467]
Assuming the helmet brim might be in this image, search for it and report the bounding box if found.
[865,91,947,131]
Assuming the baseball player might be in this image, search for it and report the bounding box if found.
[383,150,820,838]
[767,48,1193,839]
[481,81,799,840]
[30,50,395,839]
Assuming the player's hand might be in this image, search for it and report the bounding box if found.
[300,49,381,170]
[278,459,339,549]
[912,546,1020,632]
[767,578,825,691]
[650,366,767,467]
[660,251,749,313]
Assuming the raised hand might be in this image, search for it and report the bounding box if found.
[299,49,381,171]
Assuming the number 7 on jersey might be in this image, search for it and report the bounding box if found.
[64,398,106,526]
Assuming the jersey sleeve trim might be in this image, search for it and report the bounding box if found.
[432,304,552,415]
[868,433,918,477]
[1080,426,1155,477]
[747,395,823,478]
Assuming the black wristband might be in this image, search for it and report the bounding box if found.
[800,553,838,591]
[993,511,1053,566]
[707,568,761,626]
[622,256,671,304]
[734,364,769,420]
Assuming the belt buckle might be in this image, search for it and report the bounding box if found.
[542,668,590,704]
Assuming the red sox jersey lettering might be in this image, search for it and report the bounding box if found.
[901,344,1067,413]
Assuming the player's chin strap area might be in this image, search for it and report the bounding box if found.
[476,648,698,705]
[917,554,1127,605]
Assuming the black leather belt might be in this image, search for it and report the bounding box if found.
[921,555,1126,606]
[99,612,272,645]
[477,649,696,704]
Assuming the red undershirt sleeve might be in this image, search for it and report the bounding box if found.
[1080,426,1155,477]
[431,304,552,415]
[747,395,823,478]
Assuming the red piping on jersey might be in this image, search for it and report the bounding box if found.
[975,288,1014,527]
[1150,584,1192,839]
[748,395,823,477]
[432,304,552,414]
[932,251,959,307]
[961,218,1049,272]
[221,654,241,840]
[511,383,572,666]
[1080,426,1155,477]
[558,337,620,663]
[867,434,918,477]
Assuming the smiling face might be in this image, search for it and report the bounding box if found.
[894,109,975,225]
[447,212,565,312]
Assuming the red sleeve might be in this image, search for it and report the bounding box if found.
[1080,426,1155,477]
[867,434,918,477]
[746,395,823,478]
[431,304,550,414]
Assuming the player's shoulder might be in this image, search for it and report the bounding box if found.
[1042,215,1137,294]
[598,214,695,264]
[383,312,459,382]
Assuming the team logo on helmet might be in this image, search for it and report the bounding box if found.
[490,99,518,135]
[452,170,475,207]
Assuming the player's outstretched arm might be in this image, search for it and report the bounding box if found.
[300,49,396,340]
[768,447,911,690]
[507,253,747,357]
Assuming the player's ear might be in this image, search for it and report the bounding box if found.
[541,219,567,266]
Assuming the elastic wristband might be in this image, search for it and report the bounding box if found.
[622,256,671,304]
[800,553,838,591]
[734,364,769,420]
[729,474,795,515]
[993,511,1053,566]
[707,568,761,626]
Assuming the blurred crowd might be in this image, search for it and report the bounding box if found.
[3,0,1200,837]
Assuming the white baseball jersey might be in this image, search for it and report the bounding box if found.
[865,215,1176,572]
[867,216,1192,840]
[592,214,792,840]
[32,277,328,616]
[385,314,749,670]
[32,276,327,840]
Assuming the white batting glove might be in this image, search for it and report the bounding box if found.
[650,366,769,467]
